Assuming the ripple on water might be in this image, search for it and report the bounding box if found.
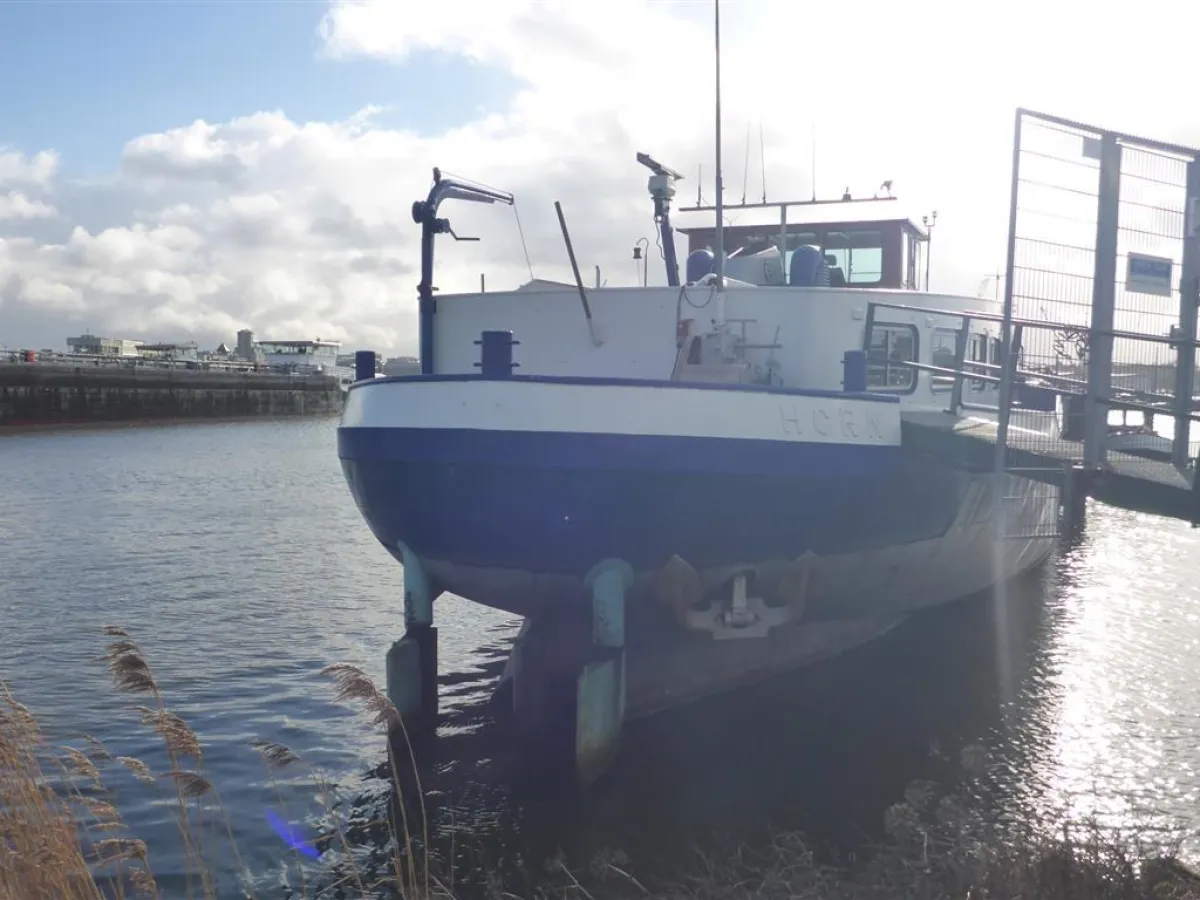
[4,420,1200,896]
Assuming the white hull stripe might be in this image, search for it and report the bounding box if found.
[343,378,902,447]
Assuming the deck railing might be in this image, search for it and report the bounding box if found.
[864,297,1200,474]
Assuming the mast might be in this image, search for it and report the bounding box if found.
[713,0,725,290]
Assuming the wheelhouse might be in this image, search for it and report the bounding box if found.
[676,199,930,290]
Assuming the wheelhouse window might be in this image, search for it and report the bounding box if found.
[780,232,820,277]
[776,229,883,287]
[866,324,917,391]
[823,230,883,286]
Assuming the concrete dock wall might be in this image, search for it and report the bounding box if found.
[0,363,342,427]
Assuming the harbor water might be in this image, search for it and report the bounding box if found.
[1,417,1198,896]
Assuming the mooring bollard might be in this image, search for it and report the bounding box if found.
[354,350,376,383]
[474,331,520,378]
[842,349,867,393]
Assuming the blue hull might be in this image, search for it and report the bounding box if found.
[336,425,1023,619]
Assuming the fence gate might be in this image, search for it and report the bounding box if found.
[995,110,1200,534]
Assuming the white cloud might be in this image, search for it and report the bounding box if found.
[3,0,1200,355]
[0,150,58,187]
[0,192,56,220]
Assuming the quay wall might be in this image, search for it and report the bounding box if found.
[0,362,343,428]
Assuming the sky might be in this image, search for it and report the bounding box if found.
[1,0,1199,357]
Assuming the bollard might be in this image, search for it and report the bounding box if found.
[842,349,868,393]
[474,331,520,378]
[354,350,376,382]
[1061,393,1087,442]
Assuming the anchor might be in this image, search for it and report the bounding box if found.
[653,552,819,641]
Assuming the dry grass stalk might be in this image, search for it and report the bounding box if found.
[320,662,431,899]
[165,770,213,800]
[250,738,314,897]
[321,663,402,733]
[252,740,301,772]
[116,755,155,784]
[100,628,215,899]
[0,682,158,900]
[8,626,1200,900]
[83,735,112,762]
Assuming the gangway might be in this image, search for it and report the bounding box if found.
[874,109,1200,528]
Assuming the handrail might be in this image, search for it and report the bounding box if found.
[864,298,1200,349]
[893,358,1200,421]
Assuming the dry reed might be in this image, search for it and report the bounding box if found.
[2,626,1199,900]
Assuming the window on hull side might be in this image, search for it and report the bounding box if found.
[867,324,917,391]
[969,334,988,391]
[930,328,958,390]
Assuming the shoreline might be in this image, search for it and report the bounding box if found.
[0,411,340,437]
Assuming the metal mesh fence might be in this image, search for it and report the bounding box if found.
[1009,116,1101,387]
[1005,110,1200,467]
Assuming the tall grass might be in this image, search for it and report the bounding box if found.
[2,625,1199,899]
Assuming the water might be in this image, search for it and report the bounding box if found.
[2,418,1199,896]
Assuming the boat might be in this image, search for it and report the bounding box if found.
[256,339,357,391]
[335,3,1061,781]
[337,169,1060,761]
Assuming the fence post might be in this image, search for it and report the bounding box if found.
[949,315,971,414]
[1083,133,1121,470]
[1173,157,1200,470]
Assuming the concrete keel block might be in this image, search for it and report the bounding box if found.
[385,626,438,733]
[575,651,624,788]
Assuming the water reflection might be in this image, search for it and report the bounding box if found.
[404,567,1056,882]
[409,511,1200,883]
[1010,504,1200,843]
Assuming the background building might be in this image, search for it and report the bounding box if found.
[66,334,142,356]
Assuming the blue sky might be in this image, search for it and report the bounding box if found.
[0,1,521,175]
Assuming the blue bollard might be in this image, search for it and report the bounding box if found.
[354,350,376,382]
[474,331,520,378]
[842,349,867,393]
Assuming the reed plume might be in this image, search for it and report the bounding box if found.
[116,755,156,784]
[252,739,301,772]
[320,662,430,899]
[0,682,159,900]
[100,627,213,899]
[320,663,402,732]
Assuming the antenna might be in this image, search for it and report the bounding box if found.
[759,122,767,203]
[713,0,725,290]
[741,122,750,204]
[810,125,817,202]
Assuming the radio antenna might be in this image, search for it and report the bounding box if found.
[759,122,767,203]
[713,0,725,290]
[810,124,817,202]
[741,122,750,204]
